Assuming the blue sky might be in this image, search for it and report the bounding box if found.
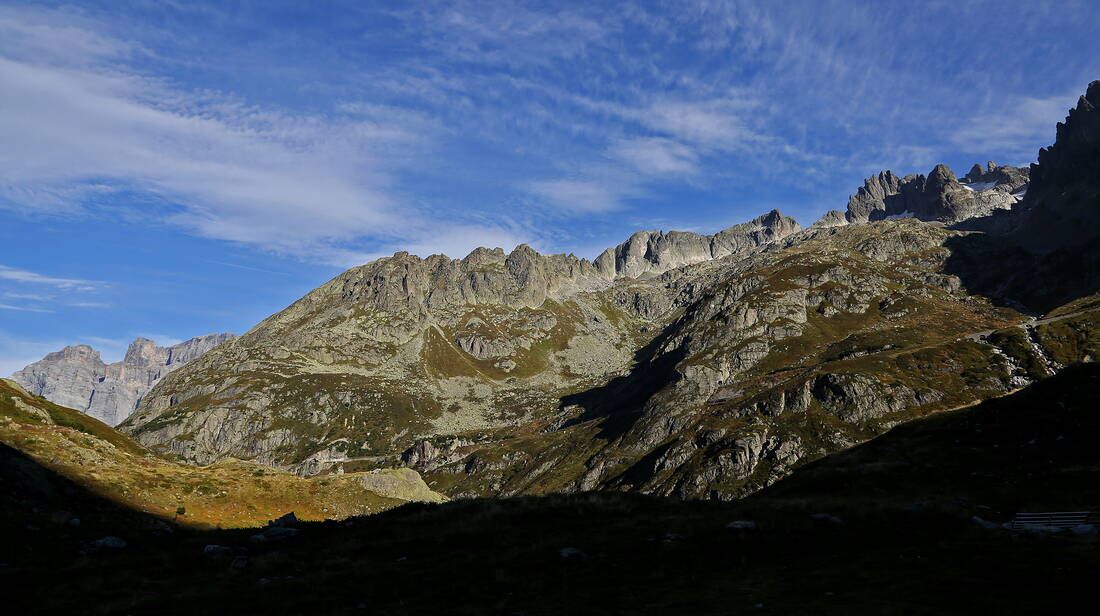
[2,0,1099,373]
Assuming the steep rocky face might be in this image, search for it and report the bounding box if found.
[1030,81,1100,199]
[838,170,904,223]
[10,334,235,426]
[816,162,1029,227]
[9,346,108,412]
[1006,80,1100,252]
[941,81,1100,312]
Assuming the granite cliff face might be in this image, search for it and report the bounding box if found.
[123,81,1100,503]
[11,334,235,426]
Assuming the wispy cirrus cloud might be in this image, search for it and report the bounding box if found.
[0,303,53,313]
[0,53,398,256]
[0,265,106,313]
[0,5,511,264]
[640,100,765,148]
[528,178,630,213]
[950,92,1082,163]
[610,137,700,175]
[1,0,1096,263]
[0,265,103,291]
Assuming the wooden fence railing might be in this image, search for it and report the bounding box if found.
[1009,511,1100,530]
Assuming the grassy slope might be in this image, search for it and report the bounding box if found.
[5,366,1099,614]
[0,380,440,529]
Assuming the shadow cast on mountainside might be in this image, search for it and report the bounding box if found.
[756,362,1100,512]
[942,231,1100,314]
[0,442,180,559]
[557,316,688,440]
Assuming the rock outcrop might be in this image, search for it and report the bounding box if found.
[10,334,235,426]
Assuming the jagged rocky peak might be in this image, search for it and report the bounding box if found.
[124,337,163,368]
[815,159,1030,228]
[300,210,801,315]
[961,160,1029,192]
[594,209,801,280]
[964,161,1002,182]
[1004,80,1100,252]
[844,170,904,222]
[926,163,958,188]
[9,333,236,426]
[315,243,607,314]
[1029,80,1100,198]
[44,344,105,364]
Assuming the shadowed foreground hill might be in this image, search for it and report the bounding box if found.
[757,362,1100,510]
[5,366,1099,615]
[0,378,443,530]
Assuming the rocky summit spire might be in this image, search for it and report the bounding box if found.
[1005,80,1100,252]
[1029,80,1100,199]
[815,159,1030,228]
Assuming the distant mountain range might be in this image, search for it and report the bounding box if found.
[10,334,235,426]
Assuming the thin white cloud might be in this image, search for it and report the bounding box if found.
[0,6,140,65]
[0,303,53,313]
[951,92,1080,162]
[0,55,399,253]
[528,179,629,213]
[3,292,52,301]
[610,137,699,175]
[642,100,762,148]
[0,7,465,262]
[0,265,102,291]
[404,1,613,68]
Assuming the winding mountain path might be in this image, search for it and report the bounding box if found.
[963,306,1100,343]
